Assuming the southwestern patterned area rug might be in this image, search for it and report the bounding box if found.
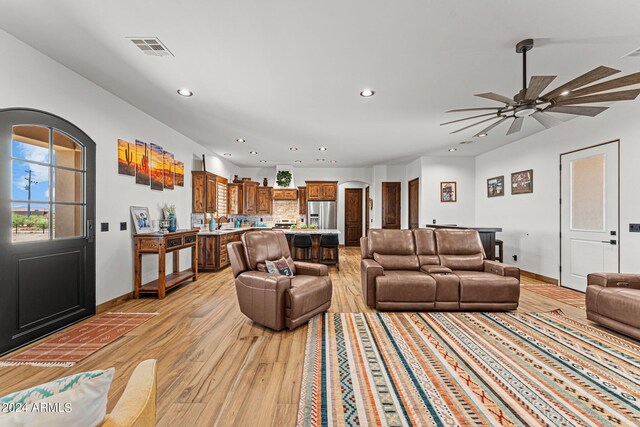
[0,312,157,367]
[522,283,586,309]
[297,311,640,426]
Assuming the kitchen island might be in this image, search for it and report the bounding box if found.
[281,229,341,264]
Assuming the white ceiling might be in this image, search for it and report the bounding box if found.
[1,0,640,167]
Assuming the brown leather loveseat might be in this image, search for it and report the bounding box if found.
[586,273,640,341]
[228,230,332,330]
[361,228,520,311]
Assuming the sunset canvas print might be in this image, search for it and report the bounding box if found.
[163,151,174,189]
[117,139,135,176]
[150,143,164,191]
[175,160,184,187]
[135,140,150,185]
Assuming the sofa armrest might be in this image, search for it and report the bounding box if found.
[235,271,292,330]
[484,260,520,280]
[420,265,452,274]
[588,272,640,289]
[294,262,328,277]
[102,359,157,427]
[361,259,384,308]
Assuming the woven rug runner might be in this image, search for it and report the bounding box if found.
[522,283,586,308]
[0,312,157,367]
[297,311,640,426]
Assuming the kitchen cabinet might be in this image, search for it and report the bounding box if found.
[298,186,307,215]
[273,189,298,200]
[256,186,273,214]
[228,181,259,215]
[216,176,228,216]
[306,181,338,201]
[198,230,245,271]
[244,181,258,214]
[193,171,227,215]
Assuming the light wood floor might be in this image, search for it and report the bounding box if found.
[0,248,603,426]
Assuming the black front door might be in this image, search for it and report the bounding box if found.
[0,109,96,355]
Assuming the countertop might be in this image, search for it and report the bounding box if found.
[426,224,502,232]
[281,229,341,235]
[198,227,341,236]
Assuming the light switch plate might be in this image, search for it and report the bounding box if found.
[101,222,109,232]
[629,223,640,233]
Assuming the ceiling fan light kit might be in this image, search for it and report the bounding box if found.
[442,38,640,138]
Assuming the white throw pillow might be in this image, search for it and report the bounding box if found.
[0,368,115,427]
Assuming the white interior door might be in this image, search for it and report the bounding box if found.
[561,142,619,292]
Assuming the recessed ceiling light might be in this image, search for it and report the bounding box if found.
[316,158,325,162]
[177,88,193,97]
[478,133,488,138]
[294,160,302,163]
[360,89,375,97]
[318,147,327,151]
[330,160,337,164]
[259,160,267,163]
[448,148,457,152]
[223,153,231,156]
[290,147,298,151]
[249,151,258,155]
[560,90,571,96]
[236,138,245,143]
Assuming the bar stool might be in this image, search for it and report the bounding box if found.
[293,234,313,261]
[495,239,504,263]
[319,234,340,270]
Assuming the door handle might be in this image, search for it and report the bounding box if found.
[601,240,616,245]
[86,220,95,243]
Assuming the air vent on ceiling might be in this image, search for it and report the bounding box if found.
[622,47,640,58]
[128,37,174,57]
[459,140,474,145]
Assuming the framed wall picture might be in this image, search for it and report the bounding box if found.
[175,160,185,187]
[487,175,504,198]
[163,151,175,190]
[150,143,164,191]
[135,140,150,185]
[117,139,135,176]
[130,206,152,234]
[440,181,457,202]
[511,169,533,194]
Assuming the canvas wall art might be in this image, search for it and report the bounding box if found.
[511,169,533,194]
[163,151,175,190]
[175,161,184,187]
[487,175,504,198]
[440,181,457,202]
[117,139,135,176]
[135,140,150,185]
[150,143,164,191]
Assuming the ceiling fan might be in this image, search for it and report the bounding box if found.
[442,38,640,137]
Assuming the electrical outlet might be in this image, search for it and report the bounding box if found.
[432,219,436,224]
[512,254,518,262]
[120,222,127,231]
[101,222,109,232]
[629,223,640,233]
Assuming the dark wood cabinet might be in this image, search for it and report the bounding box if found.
[205,174,217,213]
[298,186,307,215]
[198,230,245,271]
[192,171,228,215]
[192,172,206,213]
[273,189,298,200]
[256,186,273,214]
[306,181,338,201]
[228,183,242,215]
[244,181,258,215]
[228,181,259,215]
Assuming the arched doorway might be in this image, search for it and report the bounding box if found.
[0,109,96,355]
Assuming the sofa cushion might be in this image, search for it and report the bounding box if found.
[286,276,332,321]
[265,257,294,277]
[373,253,419,270]
[413,229,440,266]
[376,271,436,303]
[435,229,485,271]
[588,287,640,329]
[453,271,520,303]
[367,229,415,257]
[242,230,296,274]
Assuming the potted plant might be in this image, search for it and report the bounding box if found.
[162,203,177,232]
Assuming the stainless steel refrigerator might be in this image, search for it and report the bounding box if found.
[307,201,337,230]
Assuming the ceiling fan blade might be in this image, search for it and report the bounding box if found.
[473,116,509,137]
[440,111,502,126]
[475,92,517,106]
[561,72,640,99]
[540,66,620,101]
[545,105,609,117]
[525,76,557,100]
[450,116,499,134]
[555,89,640,105]
[531,111,562,129]
[506,117,524,135]
[446,107,503,113]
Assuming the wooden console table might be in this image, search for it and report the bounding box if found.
[133,229,199,299]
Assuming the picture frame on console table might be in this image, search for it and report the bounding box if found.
[511,169,533,194]
[130,206,153,234]
[440,181,457,202]
[487,175,504,198]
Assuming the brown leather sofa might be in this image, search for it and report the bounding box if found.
[586,273,640,341]
[228,230,332,331]
[361,228,520,311]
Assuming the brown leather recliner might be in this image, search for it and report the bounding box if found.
[586,273,640,341]
[228,230,332,331]
[361,228,520,311]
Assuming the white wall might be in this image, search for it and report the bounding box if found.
[1,29,236,304]
[475,102,640,279]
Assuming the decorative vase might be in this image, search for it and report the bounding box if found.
[168,213,177,232]
[233,174,240,183]
[263,178,268,186]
